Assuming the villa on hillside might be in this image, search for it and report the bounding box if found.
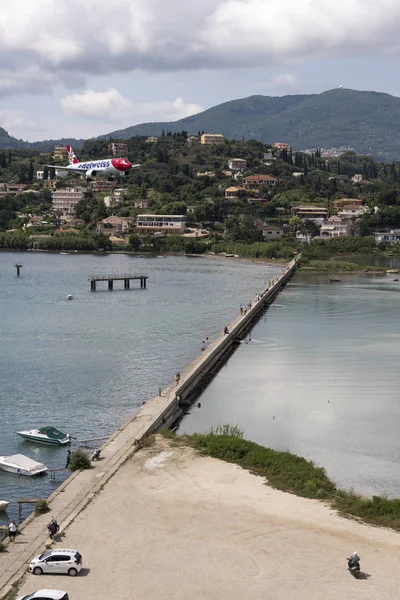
[96,216,133,235]
[320,216,352,238]
[374,230,400,244]
[228,158,247,172]
[338,205,369,219]
[261,224,284,240]
[200,133,225,145]
[242,175,278,189]
[292,205,328,221]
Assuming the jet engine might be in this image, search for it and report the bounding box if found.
[85,169,97,180]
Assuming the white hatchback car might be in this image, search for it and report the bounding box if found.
[29,549,82,577]
[17,590,69,600]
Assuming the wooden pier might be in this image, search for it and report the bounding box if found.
[89,274,148,291]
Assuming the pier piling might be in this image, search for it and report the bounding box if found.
[88,274,148,291]
[14,264,23,276]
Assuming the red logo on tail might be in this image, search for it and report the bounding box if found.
[66,145,79,164]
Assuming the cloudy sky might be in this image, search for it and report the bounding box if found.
[2,0,400,141]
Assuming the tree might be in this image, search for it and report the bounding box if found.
[289,216,302,233]
[27,160,34,183]
[128,233,142,250]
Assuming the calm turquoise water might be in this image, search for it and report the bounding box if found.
[181,268,400,499]
[0,251,281,523]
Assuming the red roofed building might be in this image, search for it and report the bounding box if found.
[242,175,278,189]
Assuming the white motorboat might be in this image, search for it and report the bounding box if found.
[17,426,71,446]
[0,454,48,476]
[0,501,9,511]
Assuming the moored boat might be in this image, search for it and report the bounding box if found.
[0,454,47,476]
[17,426,71,446]
[0,500,9,511]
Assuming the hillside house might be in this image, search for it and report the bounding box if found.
[200,133,225,145]
[135,214,186,234]
[338,205,369,219]
[320,216,352,238]
[146,136,158,143]
[374,230,400,244]
[228,158,247,172]
[292,205,328,221]
[109,143,128,156]
[52,187,86,215]
[262,225,284,240]
[96,216,133,234]
[225,186,243,199]
[351,174,363,183]
[242,175,278,189]
[134,200,149,209]
[333,198,363,208]
[273,143,290,151]
[91,180,117,192]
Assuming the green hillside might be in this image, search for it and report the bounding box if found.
[100,89,400,160]
[3,89,400,159]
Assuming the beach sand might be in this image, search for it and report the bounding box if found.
[17,439,400,600]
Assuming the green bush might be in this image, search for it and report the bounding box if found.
[68,449,91,471]
[189,433,336,499]
[35,500,50,515]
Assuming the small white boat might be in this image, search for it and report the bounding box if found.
[0,501,9,511]
[17,426,71,446]
[0,454,47,476]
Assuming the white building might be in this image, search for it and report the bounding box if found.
[52,187,86,215]
[338,205,369,219]
[103,195,123,208]
[109,142,128,156]
[228,158,247,172]
[135,214,186,233]
[262,225,284,240]
[320,216,352,238]
[374,230,400,244]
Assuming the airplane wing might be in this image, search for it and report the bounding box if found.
[44,165,72,170]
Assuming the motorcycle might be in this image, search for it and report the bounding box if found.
[91,449,101,461]
[47,518,60,539]
[347,559,360,578]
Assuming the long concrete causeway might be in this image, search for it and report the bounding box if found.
[0,256,299,597]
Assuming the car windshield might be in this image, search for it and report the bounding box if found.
[74,552,82,562]
[37,551,52,560]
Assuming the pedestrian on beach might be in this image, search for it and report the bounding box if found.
[9,520,17,543]
[66,449,71,469]
[175,371,181,385]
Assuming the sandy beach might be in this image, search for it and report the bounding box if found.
[15,438,400,600]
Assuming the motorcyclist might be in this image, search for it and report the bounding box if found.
[47,518,59,537]
[91,448,101,461]
[347,551,360,570]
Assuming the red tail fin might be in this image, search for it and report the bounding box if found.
[66,145,79,165]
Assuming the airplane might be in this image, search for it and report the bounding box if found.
[47,145,139,181]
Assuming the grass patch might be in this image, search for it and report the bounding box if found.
[0,578,24,600]
[141,434,156,447]
[183,427,400,530]
[68,449,91,471]
[159,427,177,440]
[301,260,386,272]
[34,499,50,515]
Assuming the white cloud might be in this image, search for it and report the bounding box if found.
[272,73,298,92]
[61,89,203,123]
[0,109,38,133]
[1,1,400,95]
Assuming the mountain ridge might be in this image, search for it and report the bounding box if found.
[2,89,400,159]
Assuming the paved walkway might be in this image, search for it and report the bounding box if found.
[0,260,294,597]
